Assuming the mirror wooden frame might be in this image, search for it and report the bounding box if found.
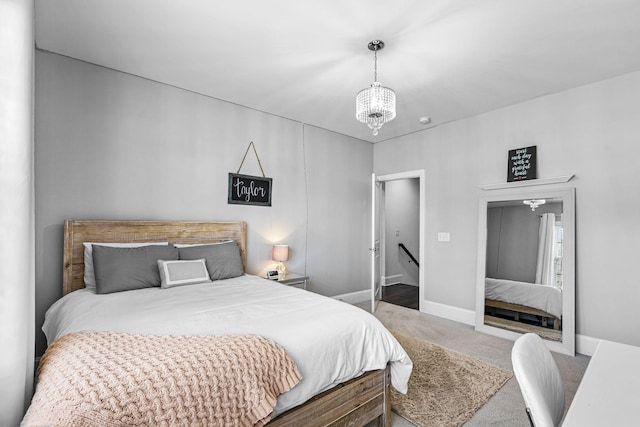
[475,186,575,356]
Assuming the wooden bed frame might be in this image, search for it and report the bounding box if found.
[485,298,561,330]
[62,219,390,427]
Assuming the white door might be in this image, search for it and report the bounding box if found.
[371,173,383,313]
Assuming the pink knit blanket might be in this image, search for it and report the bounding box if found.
[23,332,302,427]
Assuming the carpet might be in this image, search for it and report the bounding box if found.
[391,331,513,427]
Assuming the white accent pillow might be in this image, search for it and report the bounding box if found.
[83,242,169,292]
[157,259,212,288]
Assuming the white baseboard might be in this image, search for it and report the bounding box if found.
[334,293,599,356]
[576,334,600,356]
[383,274,402,286]
[421,300,476,326]
[332,289,370,304]
[331,294,476,325]
[421,300,599,356]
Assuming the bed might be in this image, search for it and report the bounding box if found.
[484,277,562,330]
[24,220,412,427]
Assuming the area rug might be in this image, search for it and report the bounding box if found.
[391,331,512,427]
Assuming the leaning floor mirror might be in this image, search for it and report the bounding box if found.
[475,186,575,356]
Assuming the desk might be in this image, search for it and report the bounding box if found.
[562,340,640,426]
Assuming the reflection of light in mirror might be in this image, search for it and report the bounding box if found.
[523,199,546,211]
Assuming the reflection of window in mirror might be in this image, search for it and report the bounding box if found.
[554,219,563,289]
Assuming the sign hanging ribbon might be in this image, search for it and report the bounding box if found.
[236,141,266,177]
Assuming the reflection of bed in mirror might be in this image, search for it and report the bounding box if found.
[484,277,562,341]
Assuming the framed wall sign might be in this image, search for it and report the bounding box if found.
[507,145,537,182]
[228,173,272,206]
[228,141,272,206]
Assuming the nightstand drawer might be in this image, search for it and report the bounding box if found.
[271,273,308,290]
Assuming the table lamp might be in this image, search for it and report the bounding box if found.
[272,244,289,279]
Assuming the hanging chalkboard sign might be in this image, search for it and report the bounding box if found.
[228,173,272,206]
[507,145,537,182]
[228,141,272,206]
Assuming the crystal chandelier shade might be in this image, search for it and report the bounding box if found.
[356,40,396,136]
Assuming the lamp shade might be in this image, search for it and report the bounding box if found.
[272,245,289,262]
[356,82,396,136]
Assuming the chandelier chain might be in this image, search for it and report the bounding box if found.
[374,49,378,82]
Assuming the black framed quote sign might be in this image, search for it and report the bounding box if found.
[507,145,537,182]
[228,173,272,206]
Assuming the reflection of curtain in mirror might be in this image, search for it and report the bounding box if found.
[535,213,555,285]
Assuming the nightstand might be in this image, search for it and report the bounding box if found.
[276,273,309,290]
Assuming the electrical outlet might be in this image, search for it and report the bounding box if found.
[437,232,450,242]
[395,230,400,237]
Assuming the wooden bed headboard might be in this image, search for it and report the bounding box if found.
[63,220,247,295]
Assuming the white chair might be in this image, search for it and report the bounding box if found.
[512,333,565,427]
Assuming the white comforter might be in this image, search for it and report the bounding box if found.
[485,277,562,319]
[43,274,412,415]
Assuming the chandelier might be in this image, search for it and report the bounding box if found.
[356,40,396,136]
[523,199,546,211]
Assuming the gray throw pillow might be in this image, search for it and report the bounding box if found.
[93,244,179,294]
[178,241,243,281]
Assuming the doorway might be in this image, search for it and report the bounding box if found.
[372,170,425,312]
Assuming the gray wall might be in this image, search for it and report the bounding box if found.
[384,179,419,285]
[304,125,373,290]
[34,51,372,355]
[374,69,640,347]
[35,50,640,351]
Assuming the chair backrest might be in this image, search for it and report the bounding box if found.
[512,333,565,427]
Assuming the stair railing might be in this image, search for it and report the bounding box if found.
[398,243,419,267]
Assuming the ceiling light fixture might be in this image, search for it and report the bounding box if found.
[523,199,546,211]
[356,40,396,136]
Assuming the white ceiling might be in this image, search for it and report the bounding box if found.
[35,0,640,143]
